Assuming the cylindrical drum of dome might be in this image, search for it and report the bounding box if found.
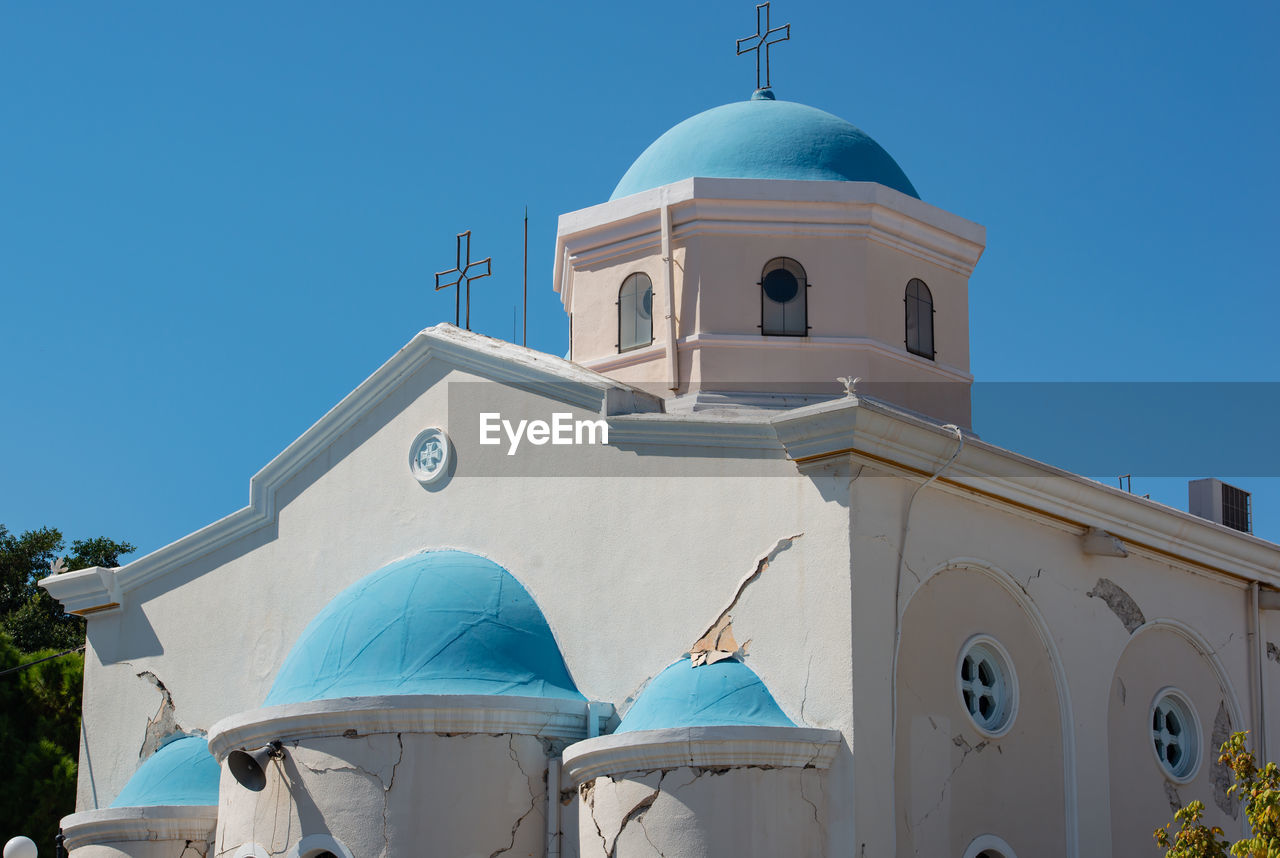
[563,658,843,857]
[206,551,592,858]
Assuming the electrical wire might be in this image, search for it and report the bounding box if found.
[0,644,86,677]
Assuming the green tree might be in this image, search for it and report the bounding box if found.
[0,524,133,856]
[0,525,135,652]
[1156,732,1280,857]
[0,633,83,857]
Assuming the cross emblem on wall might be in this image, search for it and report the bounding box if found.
[736,2,791,91]
[435,230,492,330]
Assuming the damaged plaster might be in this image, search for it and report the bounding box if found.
[1210,701,1238,819]
[137,670,183,760]
[1267,642,1279,664]
[688,534,802,666]
[582,765,826,857]
[1086,578,1145,633]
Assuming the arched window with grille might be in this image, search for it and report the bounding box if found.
[905,278,935,359]
[618,272,653,352]
[760,257,808,336]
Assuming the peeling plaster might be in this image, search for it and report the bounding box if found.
[1164,781,1182,814]
[1211,701,1238,819]
[137,670,183,759]
[1086,578,1145,633]
[1267,642,1280,664]
[690,533,803,657]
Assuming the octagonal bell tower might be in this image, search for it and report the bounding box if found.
[553,89,985,427]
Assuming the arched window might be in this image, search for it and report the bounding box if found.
[760,257,807,336]
[618,272,653,352]
[905,278,934,359]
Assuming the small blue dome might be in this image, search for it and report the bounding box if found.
[616,658,795,733]
[611,94,919,201]
[110,735,220,808]
[266,551,584,706]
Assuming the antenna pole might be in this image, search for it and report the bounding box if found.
[523,207,529,346]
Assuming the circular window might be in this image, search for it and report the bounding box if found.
[762,267,799,303]
[956,636,1017,735]
[409,427,451,485]
[1151,689,1200,781]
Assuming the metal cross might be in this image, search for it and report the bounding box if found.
[434,230,492,330]
[736,2,790,91]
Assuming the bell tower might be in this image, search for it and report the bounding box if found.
[553,91,985,428]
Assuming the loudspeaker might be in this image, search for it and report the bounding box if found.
[228,740,283,791]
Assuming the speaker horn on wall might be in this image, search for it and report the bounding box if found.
[228,740,284,791]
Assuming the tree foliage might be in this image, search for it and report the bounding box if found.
[1156,732,1280,857]
[0,524,133,856]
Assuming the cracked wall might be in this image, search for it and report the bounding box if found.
[214,731,547,858]
[894,566,1066,858]
[72,842,211,858]
[1108,626,1238,855]
[580,765,828,857]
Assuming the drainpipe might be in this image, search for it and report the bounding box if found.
[660,192,679,392]
[546,757,562,858]
[1249,582,1268,756]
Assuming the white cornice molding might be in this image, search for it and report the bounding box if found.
[606,413,785,452]
[39,327,659,611]
[771,397,1280,584]
[60,805,217,851]
[554,177,986,309]
[39,566,120,617]
[206,694,603,759]
[561,725,843,786]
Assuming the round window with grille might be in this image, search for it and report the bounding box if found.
[1151,689,1200,781]
[956,636,1017,735]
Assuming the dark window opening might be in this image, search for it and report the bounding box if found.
[618,272,654,352]
[905,277,935,359]
[760,257,808,336]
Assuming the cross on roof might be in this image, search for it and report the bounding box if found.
[736,2,790,91]
[434,230,492,331]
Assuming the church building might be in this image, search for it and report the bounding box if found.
[40,17,1280,858]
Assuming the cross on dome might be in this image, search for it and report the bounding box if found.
[736,2,790,92]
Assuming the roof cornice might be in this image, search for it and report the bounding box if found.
[40,327,660,614]
[553,177,987,309]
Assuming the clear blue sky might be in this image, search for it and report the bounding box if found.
[2,1,1278,559]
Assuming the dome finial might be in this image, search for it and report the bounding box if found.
[736,2,791,91]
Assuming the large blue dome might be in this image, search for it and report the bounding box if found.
[110,735,220,808]
[611,92,919,201]
[266,551,584,706]
[616,657,795,733]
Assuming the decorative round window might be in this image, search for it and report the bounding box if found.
[956,635,1017,735]
[1151,689,1200,781]
[409,427,451,485]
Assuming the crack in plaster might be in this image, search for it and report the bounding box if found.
[1210,701,1238,819]
[1018,567,1044,596]
[487,735,539,858]
[909,734,987,831]
[1086,578,1145,633]
[608,772,666,858]
[581,781,610,858]
[800,653,814,725]
[1164,780,1183,814]
[136,670,183,760]
[381,733,405,857]
[692,533,804,649]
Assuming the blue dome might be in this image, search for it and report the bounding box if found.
[266,551,584,706]
[110,735,220,808]
[611,93,919,201]
[616,658,795,733]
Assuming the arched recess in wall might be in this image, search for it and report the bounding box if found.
[1107,618,1248,854]
[893,558,1076,858]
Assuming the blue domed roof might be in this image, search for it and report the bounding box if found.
[110,735,220,808]
[616,657,795,733]
[611,92,919,201]
[266,551,584,706]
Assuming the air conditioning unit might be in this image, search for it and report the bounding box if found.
[1189,478,1252,533]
